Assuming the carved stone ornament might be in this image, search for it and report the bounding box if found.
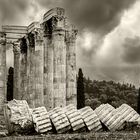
[13,41,20,54]
[0,32,6,45]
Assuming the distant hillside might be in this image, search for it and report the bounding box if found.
[84,77,138,110]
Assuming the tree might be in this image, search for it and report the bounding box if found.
[7,67,14,101]
[77,68,85,109]
[137,88,140,114]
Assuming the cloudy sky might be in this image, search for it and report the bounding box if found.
[1,0,140,86]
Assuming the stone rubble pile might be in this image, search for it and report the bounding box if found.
[4,100,140,134]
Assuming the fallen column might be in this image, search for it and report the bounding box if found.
[65,24,77,106]
[13,41,20,99]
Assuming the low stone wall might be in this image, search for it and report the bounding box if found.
[0,133,140,140]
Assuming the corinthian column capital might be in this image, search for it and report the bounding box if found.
[0,32,6,45]
[65,29,78,43]
[13,41,20,54]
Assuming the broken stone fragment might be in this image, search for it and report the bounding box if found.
[4,99,34,134]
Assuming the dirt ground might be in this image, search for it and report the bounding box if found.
[0,132,140,140]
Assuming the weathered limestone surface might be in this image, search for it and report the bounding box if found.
[65,24,77,106]
[13,41,20,99]
[4,99,33,134]
[0,32,6,111]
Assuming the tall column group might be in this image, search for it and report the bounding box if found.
[11,7,77,110]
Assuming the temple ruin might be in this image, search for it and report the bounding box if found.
[0,7,77,111]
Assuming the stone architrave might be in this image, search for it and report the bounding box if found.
[13,41,20,99]
[0,32,6,111]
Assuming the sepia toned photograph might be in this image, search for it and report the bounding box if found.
[0,0,140,139]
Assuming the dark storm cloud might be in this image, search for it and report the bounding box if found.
[63,0,137,34]
[122,36,140,64]
[37,0,63,8]
[0,0,30,22]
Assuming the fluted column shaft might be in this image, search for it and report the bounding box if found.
[19,37,28,101]
[34,30,44,107]
[0,32,6,111]
[27,33,35,107]
[43,21,54,110]
[65,28,77,106]
[52,29,66,108]
[13,41,20,99]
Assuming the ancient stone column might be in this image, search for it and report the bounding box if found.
[0,32,6,111]
[43,20,54,110]
[13,41,20,99]
[52,15,66,108]
[19,37,28,102]
[34,29,44,107]
[65,25,77,106]
[27,33,36,107]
